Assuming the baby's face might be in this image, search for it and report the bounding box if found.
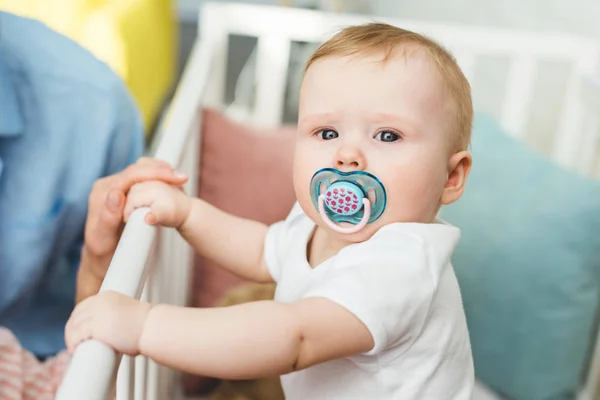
[294,53,457,241]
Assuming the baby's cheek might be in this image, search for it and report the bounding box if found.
[295,189,313,215]
[292,168,308,200]
[380,173,440,222]
[292,157,319,194]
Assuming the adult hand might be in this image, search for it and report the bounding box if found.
[76,157,189,303]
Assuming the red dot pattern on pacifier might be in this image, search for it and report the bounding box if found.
[325,186,361,216]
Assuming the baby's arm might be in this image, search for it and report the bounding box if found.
[178,199,272,283]
[72,293,374,379]
[124,181,272,283]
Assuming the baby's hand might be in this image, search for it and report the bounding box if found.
[124,181,192,228]
[65,291,151,356]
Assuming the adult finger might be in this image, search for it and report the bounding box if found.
[110,162,188,194]
[135,157,172,168]
[84,189,126,258]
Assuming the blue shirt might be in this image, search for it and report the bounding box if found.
[0,12,144,357]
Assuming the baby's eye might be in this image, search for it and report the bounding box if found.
[375,131,400,142]
[317,129,339,140]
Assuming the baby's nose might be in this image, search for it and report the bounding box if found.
[335,147,366,171]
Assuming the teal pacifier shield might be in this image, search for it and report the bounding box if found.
[310,168,387,225]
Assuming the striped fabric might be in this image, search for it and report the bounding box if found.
[0,328,70,400]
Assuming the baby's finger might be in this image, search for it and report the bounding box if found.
[65,314,93,354]
[123,185,156,222]
[145,201,172,226]
[136,157,171,168]
[67,304,93,335]
[144,212,158,225]
[69,296,94,321]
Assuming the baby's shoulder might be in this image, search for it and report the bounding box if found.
[338,220,461,278]
[372,219,460,254]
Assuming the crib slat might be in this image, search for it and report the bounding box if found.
[578,75,600,177]
[145,359,160,400]
[145,256,162,400]
[579,111,600,175]
[552,48,600,174]
[116,356,134,400]
[134,357,147,397]
[133,288,149,400]
[501,56,536,139]
[553,70,585,170]
[200,9,228,109]
[253,35,291,126]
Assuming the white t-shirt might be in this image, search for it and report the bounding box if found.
[264,203,474,400]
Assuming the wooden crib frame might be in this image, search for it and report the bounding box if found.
[55,2,600,399]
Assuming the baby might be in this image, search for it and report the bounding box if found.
[66,22,474,399]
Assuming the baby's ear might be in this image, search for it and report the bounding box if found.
[441,151,472,205]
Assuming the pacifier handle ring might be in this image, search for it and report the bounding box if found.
[318,195,371,234]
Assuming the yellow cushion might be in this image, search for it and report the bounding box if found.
[0,0,177,133]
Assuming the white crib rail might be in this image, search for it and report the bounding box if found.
[54,34,215,400]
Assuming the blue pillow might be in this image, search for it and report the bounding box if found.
[440,114,600,399]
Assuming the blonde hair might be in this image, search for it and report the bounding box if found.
[305,23,473,151]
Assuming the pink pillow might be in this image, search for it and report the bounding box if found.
[183,108,297,395]
[191,108,297,309]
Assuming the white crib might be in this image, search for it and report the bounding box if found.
[54,2,600,399]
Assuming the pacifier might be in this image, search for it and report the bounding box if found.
[310,168,387,234]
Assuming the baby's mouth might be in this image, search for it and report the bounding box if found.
[309,168,387,235]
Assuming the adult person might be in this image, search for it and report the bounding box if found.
[0,10,145,359]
